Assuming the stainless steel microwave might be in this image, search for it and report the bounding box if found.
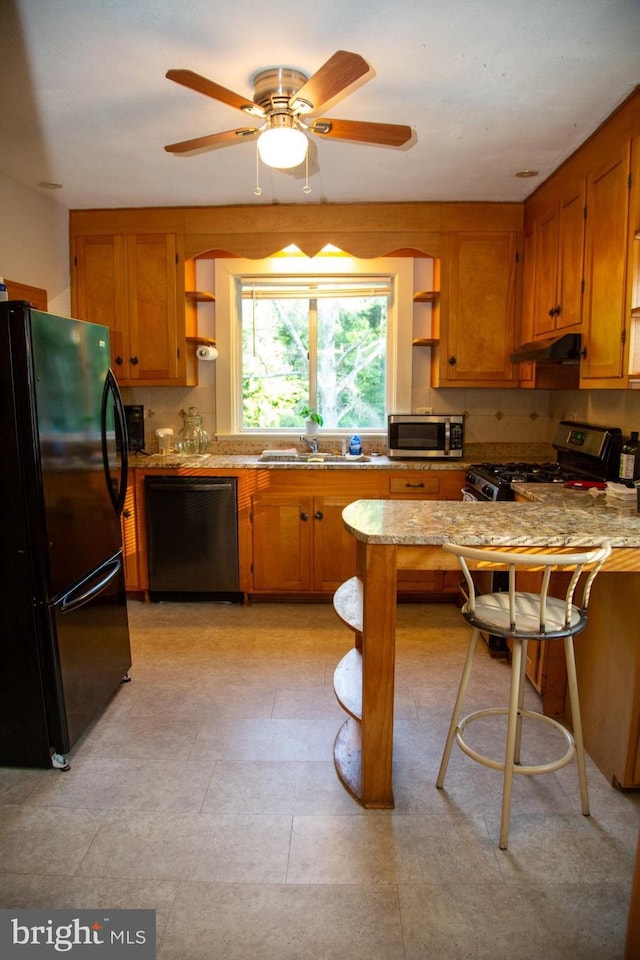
[387,414,464,459]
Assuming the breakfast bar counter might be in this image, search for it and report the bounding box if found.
[333,494,640,807]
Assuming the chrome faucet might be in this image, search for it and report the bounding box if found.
[300,434,319,454]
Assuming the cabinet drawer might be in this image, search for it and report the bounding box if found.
[388,475,441,496]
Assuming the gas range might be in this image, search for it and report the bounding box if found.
[464,462,577,501]
[463,421,623,502]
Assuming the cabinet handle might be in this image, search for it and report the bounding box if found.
[580,346,588,359]
[130,356,139,366]
[448,355,456,366]
[300,512,309,521]
[405,482,425,489]
[115,356,123,365]
[314,511,324,520]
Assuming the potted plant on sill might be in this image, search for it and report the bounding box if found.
[300,406,323,434]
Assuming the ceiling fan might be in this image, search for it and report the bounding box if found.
[164,50,412,170]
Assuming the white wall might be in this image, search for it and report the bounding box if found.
[0,171,70,314]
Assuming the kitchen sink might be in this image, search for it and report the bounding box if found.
[258,453,370,464]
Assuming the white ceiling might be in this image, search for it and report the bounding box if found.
[1,0,639,211]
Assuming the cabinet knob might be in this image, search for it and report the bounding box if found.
[123,509,130,519]
[548,308,555,318]
[130,356,139,366]
[115,356,123,365]
[448,355,456,366]
[314,511,324,520]
[300,512,309,521]
[580,345,588,360]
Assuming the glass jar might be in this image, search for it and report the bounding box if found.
[176,406,211,454]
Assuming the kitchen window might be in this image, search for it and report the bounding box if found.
[214,254,413,438]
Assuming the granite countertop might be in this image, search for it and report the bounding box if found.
[342,485,640,548]
[127,453,470,471]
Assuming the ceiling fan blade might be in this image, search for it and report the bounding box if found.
[308,117,412,146]
[289,51,369,114]
[166,69,266,118]
[164,128,258,154]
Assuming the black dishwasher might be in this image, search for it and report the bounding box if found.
[145,476,242,602]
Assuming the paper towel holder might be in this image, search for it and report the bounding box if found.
[187,336,218,361]
[196,345,218,361]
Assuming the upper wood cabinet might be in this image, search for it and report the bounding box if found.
[433,231,518,387]
[580,141,633,384]
[532,182,585,339]
[72,233,196,386]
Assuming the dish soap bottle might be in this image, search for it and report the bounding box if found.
[349,434,362,456]
[619,431,640,486]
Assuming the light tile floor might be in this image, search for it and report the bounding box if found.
[0,600,638,959]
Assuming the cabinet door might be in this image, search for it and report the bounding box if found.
[125,235,181,382]
[556,184,586,331]
[439,232,518,385]
[121,478,141,591]
[251,492,313,592]
[72,235,126,370]
[581,143,632,382]
[532,205,559,338]
[312,495,358,592]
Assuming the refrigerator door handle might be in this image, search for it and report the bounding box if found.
[101,369,128,517]
[60,554,122,614]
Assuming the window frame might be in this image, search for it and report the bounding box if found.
[214,254,414,439]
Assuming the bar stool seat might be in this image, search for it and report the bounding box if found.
[436,540,612,849]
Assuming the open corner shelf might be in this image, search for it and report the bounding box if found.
[185,290,215,302]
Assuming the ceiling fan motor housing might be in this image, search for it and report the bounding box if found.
[252,68,311,114]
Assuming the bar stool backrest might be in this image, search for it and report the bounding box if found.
[442,541,612,639]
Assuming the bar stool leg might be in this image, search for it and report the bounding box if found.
[564,635,590,816]
[500,638,524,850]
[513,637,528,765]
[437,628,480,789]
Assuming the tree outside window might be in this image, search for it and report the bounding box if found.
[241,277,389,431]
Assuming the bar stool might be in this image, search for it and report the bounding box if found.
[436,540,612,849]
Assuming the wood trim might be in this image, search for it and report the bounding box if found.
[5,279,48,310]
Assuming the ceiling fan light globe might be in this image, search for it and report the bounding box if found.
[258,127,308,169]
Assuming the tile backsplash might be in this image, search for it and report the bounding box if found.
[120,377,640,455]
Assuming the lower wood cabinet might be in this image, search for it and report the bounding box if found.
[121,476,143,592]
[249,468,466,598]
[249,471,386,597]
[123,465,467,601]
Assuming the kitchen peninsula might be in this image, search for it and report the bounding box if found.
[334,491,640,807]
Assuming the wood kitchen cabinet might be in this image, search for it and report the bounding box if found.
[249,472,386,597]
[580,141,633,384]
[432,231,519,387]
[72,233,197,386]
[388,471,465,595]
[531,182,585,339]
[249,469,465,599]
[121,474,143,593]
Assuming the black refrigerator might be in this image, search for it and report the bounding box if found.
[0,301,132,769]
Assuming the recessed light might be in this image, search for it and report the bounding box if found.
[38,180,63,190]
[514,170,539,179]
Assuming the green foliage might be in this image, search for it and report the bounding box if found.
[241,292,387,430]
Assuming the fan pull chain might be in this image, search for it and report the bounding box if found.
[253,143,262,196]
[303,149,311,194]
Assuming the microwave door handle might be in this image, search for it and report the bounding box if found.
[444,418,450,456]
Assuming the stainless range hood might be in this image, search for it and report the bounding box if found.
[510,333,582,364]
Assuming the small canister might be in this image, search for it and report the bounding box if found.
[156,428,173,455]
